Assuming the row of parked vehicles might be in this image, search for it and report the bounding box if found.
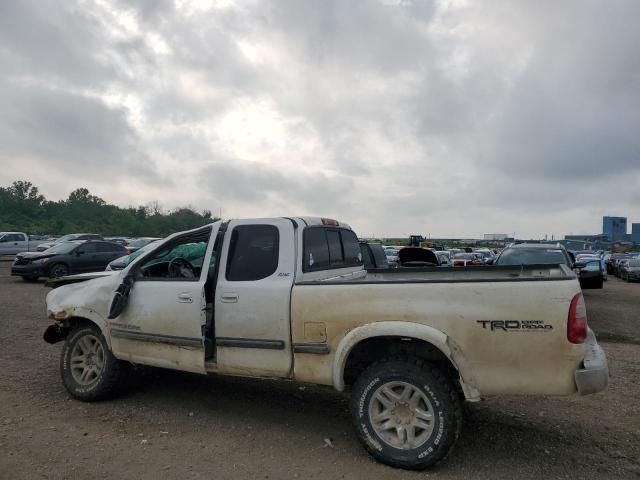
[361,241,619,289]
[0,231,160,281]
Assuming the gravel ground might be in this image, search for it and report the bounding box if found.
[0,261,639,479]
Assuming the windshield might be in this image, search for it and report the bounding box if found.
[129,238,156,248]
[54,234,77,243]
[496,248,569,266]
[45,241,80,254]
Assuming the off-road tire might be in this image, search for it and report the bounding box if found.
[61,324,128,401]
[350,357,462,470]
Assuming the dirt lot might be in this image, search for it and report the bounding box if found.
[1,262,639,480]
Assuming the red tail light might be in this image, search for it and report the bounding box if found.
[321,218,339,226]
[567,292,588,344]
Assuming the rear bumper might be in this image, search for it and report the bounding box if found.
[574,329,608,395]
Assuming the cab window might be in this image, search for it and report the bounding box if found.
[225,225,279,281]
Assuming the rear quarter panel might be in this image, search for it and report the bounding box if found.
[291,279,584,396]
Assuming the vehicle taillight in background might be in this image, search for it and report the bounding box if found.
[567,292,588,344]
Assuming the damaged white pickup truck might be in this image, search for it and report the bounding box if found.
[43,217,608,469]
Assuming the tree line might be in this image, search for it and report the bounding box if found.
[0,180,218,237]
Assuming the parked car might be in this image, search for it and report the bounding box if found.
[473,249,495,264]
[359,242,390,269]
[576,254,607,281]
[12,240,127,280]
[577,259,605,289]
[0,232,40,255]
[615,259,630,278]
[494,243,573,267]
[383,246,400,267]
[622,258,640,282]
[125,237,162,254]
[106,240,162,271]
[435,251,452,266]
[452,252,482,266]
[42,217,608,470]
[36,233,104,252]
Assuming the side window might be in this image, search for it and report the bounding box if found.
[97,243,119,253]
[327,230,344,266]
[77,243,97,254]
[303,228,330,270]
[6,234,24,242]
[340,230,362,266]
[226,225,279,281]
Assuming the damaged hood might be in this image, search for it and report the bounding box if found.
[46,272,121,321]
[45,270,117,288]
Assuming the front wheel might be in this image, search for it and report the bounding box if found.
[351,358,462,470]
[61,324,128,401]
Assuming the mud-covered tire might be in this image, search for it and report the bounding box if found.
[60,324,128,401]
[350,358,462,470]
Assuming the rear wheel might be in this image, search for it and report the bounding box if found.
[351,358,462,470]
[60,324,128,401]
[48,263,69,278]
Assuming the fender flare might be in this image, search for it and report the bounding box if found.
[332,321,481,401]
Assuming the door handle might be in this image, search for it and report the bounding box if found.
[177,293,193,303]
[221,293,238,303]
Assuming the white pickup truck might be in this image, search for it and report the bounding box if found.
[0,232,39,255]
[43,217,608,469]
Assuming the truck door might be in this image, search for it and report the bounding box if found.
[214,219,295,377]
[108,224,218,374]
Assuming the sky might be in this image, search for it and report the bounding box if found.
[0,0,638,238]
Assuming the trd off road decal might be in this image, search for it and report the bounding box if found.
[477,320,553,332]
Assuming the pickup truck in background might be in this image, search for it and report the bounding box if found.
[43,217,609,470]
[0,232,40,255]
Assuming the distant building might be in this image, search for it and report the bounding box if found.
[483,233,508,240]
[632,223,640,243]
[602,216,627,243]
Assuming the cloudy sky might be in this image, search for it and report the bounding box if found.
[1,0,638,238]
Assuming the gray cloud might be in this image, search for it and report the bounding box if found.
[0,0,638,237]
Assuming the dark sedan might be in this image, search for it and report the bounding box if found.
[11,240,127,281]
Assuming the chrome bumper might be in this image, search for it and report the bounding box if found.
[574,329,609,395]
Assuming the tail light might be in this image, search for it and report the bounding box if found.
[567,292,588,344]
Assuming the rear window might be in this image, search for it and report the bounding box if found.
[303,227,362,272]
[496,248,569,266]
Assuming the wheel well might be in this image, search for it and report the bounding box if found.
[343,336,459,387]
